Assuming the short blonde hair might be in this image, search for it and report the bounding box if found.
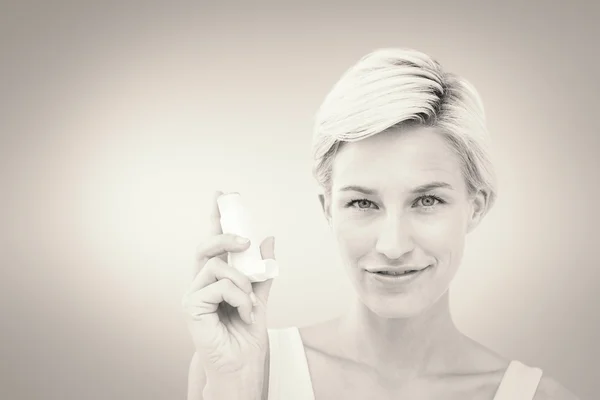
[312,48,497,212]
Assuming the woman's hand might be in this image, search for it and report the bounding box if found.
[182,190,275,392]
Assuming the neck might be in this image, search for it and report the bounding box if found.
[337,289,466,380]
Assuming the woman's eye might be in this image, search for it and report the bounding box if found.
[356,199,372,209]
[346,199,375,210]
[415,195,442,207]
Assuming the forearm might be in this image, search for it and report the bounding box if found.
[187,351,268,400]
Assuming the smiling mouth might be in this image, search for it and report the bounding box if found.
[367,264,433,276]
[372,270,420,276]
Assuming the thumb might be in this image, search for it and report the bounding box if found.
[252,236,276,304]
[260,235,275,260]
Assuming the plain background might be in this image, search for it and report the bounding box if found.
[1,1,598,399]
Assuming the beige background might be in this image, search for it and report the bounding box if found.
[1,1,598,399]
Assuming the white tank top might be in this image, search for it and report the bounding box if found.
[267,327,543,400]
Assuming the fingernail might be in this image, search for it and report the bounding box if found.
[235,236,250,244]
[250,312,256,324]
[271,236,276,257]
[250,292,258,306]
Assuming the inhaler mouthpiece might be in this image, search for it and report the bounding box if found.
[217,192,279,282]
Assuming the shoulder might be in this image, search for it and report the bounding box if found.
[533,375,580,400]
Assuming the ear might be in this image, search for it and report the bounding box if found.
[318,193,332,227]
[466,189,488,234]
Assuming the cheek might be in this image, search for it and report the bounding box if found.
[413,210,467,259]
[333,217,374,259]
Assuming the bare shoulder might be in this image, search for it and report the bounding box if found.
[534,375,581,400]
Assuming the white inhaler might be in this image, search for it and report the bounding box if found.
[217,192,279,282]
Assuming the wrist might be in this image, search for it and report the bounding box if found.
[203,363,267,400]
[203,373,264,400]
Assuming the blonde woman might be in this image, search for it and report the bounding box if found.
[183,48,580,399]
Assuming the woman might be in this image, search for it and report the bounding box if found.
[182,48,580,399]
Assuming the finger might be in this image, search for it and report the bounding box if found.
[195,233,251,275]
[259,235,276,260]
[183,279,255,325]
[187,256,255,301]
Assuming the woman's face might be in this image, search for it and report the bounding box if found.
[321,126,486,318]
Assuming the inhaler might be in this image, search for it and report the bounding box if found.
[217,192,279,282]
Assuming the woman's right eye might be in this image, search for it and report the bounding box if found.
[346,199,376,210]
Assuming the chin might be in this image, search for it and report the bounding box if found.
[362,296,428,319]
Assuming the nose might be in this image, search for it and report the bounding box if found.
[375,211,415,260]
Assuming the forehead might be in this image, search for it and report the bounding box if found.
[331,126,465,191]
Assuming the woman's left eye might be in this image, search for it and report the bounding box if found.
[415,195,443,207]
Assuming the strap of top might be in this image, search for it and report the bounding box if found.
[492,360,543,400]
[267,327,315,400]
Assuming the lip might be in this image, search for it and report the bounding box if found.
[366,265,432,285]
[367,266,427,274]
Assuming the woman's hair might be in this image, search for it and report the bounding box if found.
[312,48,497,212]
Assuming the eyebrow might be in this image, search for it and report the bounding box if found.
[339,181,454,195]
